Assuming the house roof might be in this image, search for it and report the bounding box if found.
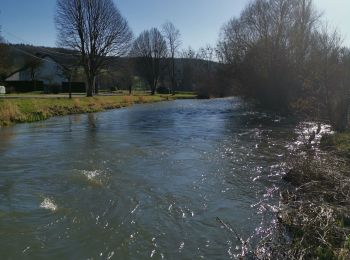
[5,44,82,79]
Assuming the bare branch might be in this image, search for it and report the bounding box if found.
[55,0,133,96]
[130,28,167,95]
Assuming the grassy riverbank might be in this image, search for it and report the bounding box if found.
[0,95,172,126]
[280,157,350,259]
[320,132,350,158]
[258,132,350,259]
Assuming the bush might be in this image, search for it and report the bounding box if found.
[320,132,350,158]
[257,153,350,259]
[156,86,170,94]
[43,84,61,94]
[5,81,44,93]
[61,82,86,93]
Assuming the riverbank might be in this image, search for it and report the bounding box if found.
[320,131,350,158]
[257,131,350,259]
[0,94,189,126]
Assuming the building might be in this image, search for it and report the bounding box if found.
[6,54,66,85]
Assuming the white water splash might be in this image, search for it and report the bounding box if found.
[82,170,101,181]
[107,251,114,260]
[81,170,106,185]
[22,246,30,253]
[179,241,185,252]
[131,204,139,214]
[40,198,57,212]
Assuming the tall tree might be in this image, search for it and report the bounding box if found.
[0,43,14,83]
[0,24,3,43]
[131,28,167,95]
[217,0,321,109]
[23,55,43,90]
[55,0,133,97]
[162,22,181,95]
[217,0,350,129]
[0,24,8,83]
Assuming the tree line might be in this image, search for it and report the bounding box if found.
[217,0,350,130]
[1,0,349,129]
[54,0,227,98]
[1,0,225,98]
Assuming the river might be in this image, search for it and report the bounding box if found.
[0,98,310,259]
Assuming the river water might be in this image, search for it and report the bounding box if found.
[0,98,309,259]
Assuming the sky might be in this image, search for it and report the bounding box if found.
[0,0,349,51]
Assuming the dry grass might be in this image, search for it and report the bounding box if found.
[122,96,134,104]
[73,98,81,109]
[0,101,23,124]
[257,153,350,259]
[138,96,145,103]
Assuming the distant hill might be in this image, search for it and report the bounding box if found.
[7,43,219,69]
[5,44,220,92]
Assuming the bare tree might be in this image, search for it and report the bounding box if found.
[0,42,23,84]
[118,60,134,95]
[0,26,3,43]
[217,0,322,107]
[55,0,133,97]
[131,28,167,95]
[162,22,181,95]
[217,0,350,129]
[57,58,81,99]
[198,44,215,71]
[22,55,43,90]
[0,25,10,83]
[177,47,196,91]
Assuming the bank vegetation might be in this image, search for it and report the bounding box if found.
[217,0,350,131]
[0,95,166,126]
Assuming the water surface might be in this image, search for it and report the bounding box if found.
[0,98,300,259]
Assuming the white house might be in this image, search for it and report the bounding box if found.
[6,55,66,85]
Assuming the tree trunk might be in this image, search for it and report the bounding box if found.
[171,57,176,95]
[69,74,72,99]
[95,80,99,95]
[171,78,176,95]
[86,76,95,97]
[86,85,93,97]
[151,80,157,95]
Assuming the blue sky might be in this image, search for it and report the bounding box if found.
[0,0,349,50]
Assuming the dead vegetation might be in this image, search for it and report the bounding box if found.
[256,152,350,259]
[0,100,24,124]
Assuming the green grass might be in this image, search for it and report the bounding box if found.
[114,90,197,99]
[0,95,165,126]
[320,132,350,158]
[171,93,197,99]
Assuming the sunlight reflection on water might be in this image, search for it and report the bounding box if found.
[0,98,332,259]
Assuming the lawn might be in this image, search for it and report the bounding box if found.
[0,92,198,126]
[0,95,165,126]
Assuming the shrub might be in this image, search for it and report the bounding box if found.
[5,81,44,93]
[61,82,86,93]
[156,86,170,94]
